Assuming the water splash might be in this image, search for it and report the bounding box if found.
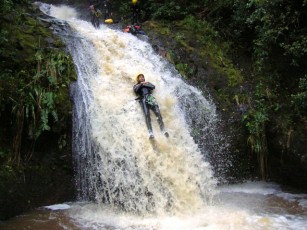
[40,3,218,215]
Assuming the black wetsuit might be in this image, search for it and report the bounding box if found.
[130,3,140,25]
[102,0,112,20]
[133,82,166,135]
[89,0,102,28]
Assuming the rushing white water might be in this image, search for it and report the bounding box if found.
[39,3,218,216]
[1,181,306,230]
[22,3,307,230]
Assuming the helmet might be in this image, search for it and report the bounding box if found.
[132,0,137,4]
[136,73,144,82]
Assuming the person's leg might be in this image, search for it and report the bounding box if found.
[95,16,100,28]
[91,14,96,27]
[140,100,154,138]
[152,104,169,137]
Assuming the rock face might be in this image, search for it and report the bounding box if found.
[268,119,307,189]
[0,145,75,220]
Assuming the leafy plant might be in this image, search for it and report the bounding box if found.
[291,76,307,117]
[148,1,187,20]
[243,82,269,179]
[175,62,194,78]
[0,0,13,14]
[6,50,75,165]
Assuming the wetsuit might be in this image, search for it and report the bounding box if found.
[133,82,167,137]
[130,3,140,25]
[102,0,112,20]
[89,0,102,28]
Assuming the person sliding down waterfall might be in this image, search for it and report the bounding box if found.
[133,74,169,139]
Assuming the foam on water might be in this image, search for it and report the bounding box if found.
[65,181,307,230]
[44,204,71,210]
[219,181,280,195]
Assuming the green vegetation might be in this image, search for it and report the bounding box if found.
[291,76,307,117]
[179,15,244,86]
[2,51,75,165]
[243,83,269,179]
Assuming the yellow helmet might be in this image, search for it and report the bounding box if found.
[136,73,144,82]
[132,0,137,4]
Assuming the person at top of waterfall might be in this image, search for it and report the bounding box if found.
[130,0,141,25]
[102,0,112,20]
[123,24,145,35]
[133,74,169,139]
[89,0,102,28]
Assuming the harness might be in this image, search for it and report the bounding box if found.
[135,94,157,106]
[145,94,157,106]
[93,9,102,17]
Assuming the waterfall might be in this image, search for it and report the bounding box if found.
[39,3,218,215]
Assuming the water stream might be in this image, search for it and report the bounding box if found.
[0,3,306,230]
